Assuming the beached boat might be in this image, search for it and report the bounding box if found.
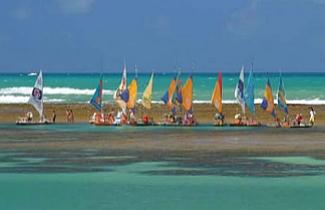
[16,70,52,125]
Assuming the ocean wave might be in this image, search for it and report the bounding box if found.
[0,87,115,95]
[0,95,64,103]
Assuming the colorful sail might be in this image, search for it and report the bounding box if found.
[89,76,103,111]
[261,78,276,117]
[234,66,245,114]
[114,63,127,99]
[161,76,177,108]
[28,70,43,118]
[114,64,127,112]
[245,69,255,114]
[181,75,193,112]
[175,74,183,104]
[142,73,154,109]
[126,78,137,109]
[277,74,288,114]
[211,72,222,114]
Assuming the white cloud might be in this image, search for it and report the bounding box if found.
[57,0,96,15]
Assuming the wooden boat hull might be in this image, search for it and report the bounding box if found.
[16,121,53,126]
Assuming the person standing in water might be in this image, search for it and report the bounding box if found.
[52,110,56,123]
[309,107,316,126]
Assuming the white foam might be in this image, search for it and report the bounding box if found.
[0,87,115,95]
[0,95,64,103]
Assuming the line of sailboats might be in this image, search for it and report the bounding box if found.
[16,65,310,128]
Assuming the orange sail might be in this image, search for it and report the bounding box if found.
[211,72,222,113]
[127,78,137,109]
[181,76,193,112]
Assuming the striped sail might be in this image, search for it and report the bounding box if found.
[234,66,245,114]
[211,72,222,114]
[261,78,276,117]
[161,76,177,108]
[245,69,255,114]
[181,75,193,112]
[142,73,154,109]
[277,74,288,114]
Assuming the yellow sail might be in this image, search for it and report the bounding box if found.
[211,72,222,113]
[181,76,193,112]
[167,78,177,108]
[142,73,154,109]
[127,78,137,109]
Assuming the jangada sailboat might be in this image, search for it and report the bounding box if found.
[16,70,51,125]
[211,72,224,126]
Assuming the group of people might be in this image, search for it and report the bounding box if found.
[222,106,316,128]
[90,110,155,126]
[65,108,74,123]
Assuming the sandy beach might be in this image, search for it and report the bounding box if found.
[0,103,324,125]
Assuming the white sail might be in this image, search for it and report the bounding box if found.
[234,66,245,114]
[113,63,127,100]
[28,70,43,119]
[114,64,127,113]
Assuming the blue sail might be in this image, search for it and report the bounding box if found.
[277,75,288,114]
[89,76,103,111]
[245,69,255,114]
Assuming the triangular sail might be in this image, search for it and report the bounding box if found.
[161,76,177,109]
[121,77,137,110]
[28,70,43,119]
[142,73,154,109]
[234,66,245,114]
[261,78,276,117]
[211,72,222,114]
[245,69,255,114]
[114,64,127,112]
[181,75,193,112]
[175,73,182,104]
[277,74,288,114]
[89,76,103,111]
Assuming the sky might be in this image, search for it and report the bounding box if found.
[0,0,325,73]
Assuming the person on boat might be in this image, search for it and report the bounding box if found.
[142,114,150,125]
[183,112,196,126]
[129,110,137,125]
[295,113,304,126]
[214,112,225,126]
[52,110,56,123]
[95,112,103,124]
[107,111,115,125]
[121,112,128,125]
[309,107,316,126]
[234,113,242,125]
[26,111,33,122]
[275,117,281,128]
[281,116,290,128]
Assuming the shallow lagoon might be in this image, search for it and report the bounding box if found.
[1,124,325,209]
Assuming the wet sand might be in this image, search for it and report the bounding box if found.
[0,103,324,125]
[0,125,325,176]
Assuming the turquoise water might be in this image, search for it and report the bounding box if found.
[0,72,324,103]
[0,161,325,210]
[1,124,325,209]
